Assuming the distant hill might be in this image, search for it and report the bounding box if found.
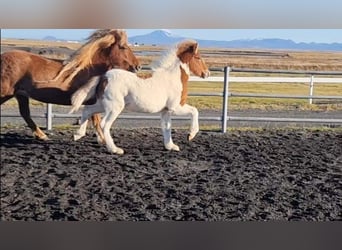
[130,30,181,45]
[129,30,342,51]
[42,36,80,43]
[42,36,59,41]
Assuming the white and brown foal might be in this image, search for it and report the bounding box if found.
[70,40,210,154]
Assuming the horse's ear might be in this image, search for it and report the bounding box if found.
[98,29,126,49]
[98,35,116,49]
[112,29,128,46]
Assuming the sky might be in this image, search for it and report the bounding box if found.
[1,29,342,44]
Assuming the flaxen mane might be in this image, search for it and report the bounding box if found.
[52,29,127,85]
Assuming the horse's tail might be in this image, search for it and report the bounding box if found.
[69,76,100,113]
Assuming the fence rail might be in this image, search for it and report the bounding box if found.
[1,67,342,132]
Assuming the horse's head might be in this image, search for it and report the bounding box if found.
[69,29,141,74]
[177,40,210,79]
[54,29,141,85]
[105,30,141,73]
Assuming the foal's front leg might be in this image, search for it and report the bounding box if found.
[160,110,180,151]
[173,104,199,141]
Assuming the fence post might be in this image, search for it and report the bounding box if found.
[46,103,52,130]
[221,66,230,133]
[309,75,314,104]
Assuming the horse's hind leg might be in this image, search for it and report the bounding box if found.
[160,110,180,151]
[74,103,104,141]
[91,113,106,144]
[1,96,14,105]
[15,95,48,140]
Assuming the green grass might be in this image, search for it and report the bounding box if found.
[187,81,342,111]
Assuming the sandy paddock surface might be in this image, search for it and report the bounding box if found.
[0,127,341,221]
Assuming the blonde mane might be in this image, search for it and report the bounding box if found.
[52,29,127,84]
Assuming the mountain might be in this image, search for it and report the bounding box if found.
[129,30,342,51]
[129,30,182,45]
[42,36,80,43]
[42,35,59,41]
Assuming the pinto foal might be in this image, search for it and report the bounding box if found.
[70,40,210,154]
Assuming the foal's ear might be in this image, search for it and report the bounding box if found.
[185,42,198,55]
[190,42,199,54]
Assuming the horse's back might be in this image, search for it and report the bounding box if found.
[1,50,37,73]
[1,50,33,94]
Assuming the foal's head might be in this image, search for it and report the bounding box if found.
[177,40,210,78]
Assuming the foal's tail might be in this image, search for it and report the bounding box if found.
[69,76,100,113]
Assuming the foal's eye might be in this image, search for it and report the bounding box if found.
[119,45,127,50]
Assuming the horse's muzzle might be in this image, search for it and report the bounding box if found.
[130,65,142,73]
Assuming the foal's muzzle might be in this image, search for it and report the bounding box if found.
[201,70,210,78]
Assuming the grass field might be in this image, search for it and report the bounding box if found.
[1,38,342,111]
[185,79,342,111]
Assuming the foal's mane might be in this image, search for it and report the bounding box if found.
[151,39,197,74]
[52,29,127,84]
[151,46,178,72]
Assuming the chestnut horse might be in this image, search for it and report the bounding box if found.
[0,29,140,140]
[70,40,210,154]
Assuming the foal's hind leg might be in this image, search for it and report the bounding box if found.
[16,95,48,140]
[101,102,125,154]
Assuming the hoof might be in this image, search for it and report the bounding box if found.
[165,144,180,151]
[188,129,199,141]
[73,134,83,141]
[114,148,124,155]
[96,137,106,145]
[34,133,49,141]
[108,147,124,155]
[188,133,196,141]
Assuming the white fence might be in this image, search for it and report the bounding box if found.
[2,67,342,133]
[198,67,342,132]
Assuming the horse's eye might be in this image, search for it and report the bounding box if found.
[119,45,127,50]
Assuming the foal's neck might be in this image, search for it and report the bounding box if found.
[180,66,189,106]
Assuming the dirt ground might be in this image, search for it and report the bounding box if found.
[1,127,341,221]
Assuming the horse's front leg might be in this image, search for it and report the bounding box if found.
[173,104,199,141]
[160,110,180,151]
